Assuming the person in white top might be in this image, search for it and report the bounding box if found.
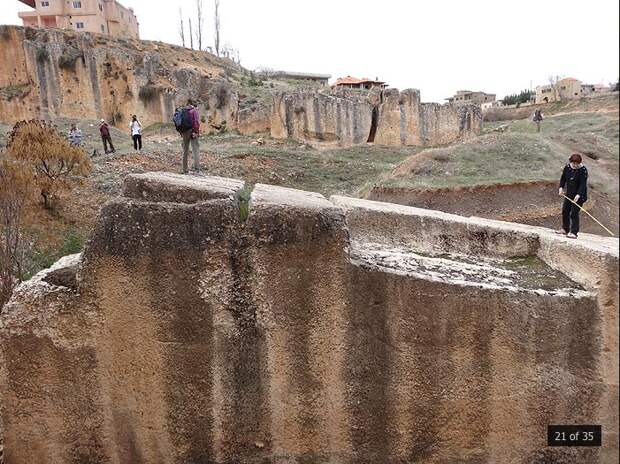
[130,115,143,152]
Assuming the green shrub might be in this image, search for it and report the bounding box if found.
[58,47,84,70]
[502,89,535,106]
[237,186,252,222]
[36,47,50,63]
[214,85,228,109]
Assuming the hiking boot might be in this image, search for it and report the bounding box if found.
[555,229,568,235]
[567,233,578,239]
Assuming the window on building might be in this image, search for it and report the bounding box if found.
[560,86,566,90]
[76,22,85,29]
[99,4,103,11]
[101,24,105,32]
[41,1,50,7]
[73,1,82,8]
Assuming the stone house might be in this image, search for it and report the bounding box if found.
[581,83,613,97]
[445,90,496,106]
[266,71,331,86]
[17,0,139,38]
[332,76,388,90]
[535,77,583,104]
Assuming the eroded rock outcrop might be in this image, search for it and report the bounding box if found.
[271,91,373,145]
[0,173,617,463]
[271,88,481,147]
[0,26,246,133]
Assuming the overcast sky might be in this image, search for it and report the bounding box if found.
[5,0,620,102]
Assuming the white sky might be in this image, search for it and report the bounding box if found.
[4,0,620,102]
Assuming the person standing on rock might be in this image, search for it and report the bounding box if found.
[533,109,544,133]
[556,154,588,239]
[174,100,201,174]
[130,115,143,153]
[68,123,83,147]
[99,119,116,154]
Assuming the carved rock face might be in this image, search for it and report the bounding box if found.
[271,89,482,147]
[1,172,617,463]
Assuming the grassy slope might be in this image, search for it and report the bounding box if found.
[376,110,619,192]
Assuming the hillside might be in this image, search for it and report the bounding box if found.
[0,25,323,133]
[368,93,619,234]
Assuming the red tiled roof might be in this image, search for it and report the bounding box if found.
[18,0,36,7]
[333,76,385,86]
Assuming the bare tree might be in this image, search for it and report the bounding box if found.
[196,0,205,51]
[189,17,194,50]
[548,75,562,102]
[178,7,186,48]
[214,0,221,56]
[0,158,33,307]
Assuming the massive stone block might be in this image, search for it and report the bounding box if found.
[271,91,373,145]
[0,173,617,463]
[272,89,482,147]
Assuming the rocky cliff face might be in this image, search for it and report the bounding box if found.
[1,25,480,147]
[271,91,374,145]
[271,88,482,147]
[0,173,617,464]
[0,26,254,134]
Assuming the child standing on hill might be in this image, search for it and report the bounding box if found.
[68,123,83,147]
[130,115,143,153]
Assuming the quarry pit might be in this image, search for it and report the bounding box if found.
[0,173,618,464]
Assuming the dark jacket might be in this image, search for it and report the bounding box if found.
[100,123,110,137]
[560,164,588,201]
[533,110,543,122]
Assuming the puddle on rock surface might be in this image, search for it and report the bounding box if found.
[350,241,592,297]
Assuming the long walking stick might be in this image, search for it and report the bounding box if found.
[563,195,616,237]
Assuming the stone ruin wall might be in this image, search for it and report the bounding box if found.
[0,173,617,464]
[271,88,482,147]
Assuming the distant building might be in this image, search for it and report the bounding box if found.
[17,0,139,39]
[446,90,496,106]
[266,71,331,86]
[332,76,388,90]
[581,83,613,97]
[535,77,582,104]
[481,101,502,111]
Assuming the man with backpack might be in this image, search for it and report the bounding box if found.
[174,100,201,174]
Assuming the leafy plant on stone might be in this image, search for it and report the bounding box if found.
[36,46,49,63]
[6,120,92,209]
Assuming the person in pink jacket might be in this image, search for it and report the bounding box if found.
[181,100,201,173]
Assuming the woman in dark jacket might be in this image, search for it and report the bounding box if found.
[556,154,588,239]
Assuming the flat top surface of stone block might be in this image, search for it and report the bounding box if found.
[330,195,465,221]
[124,172,245,202]
[252,184,335,210]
